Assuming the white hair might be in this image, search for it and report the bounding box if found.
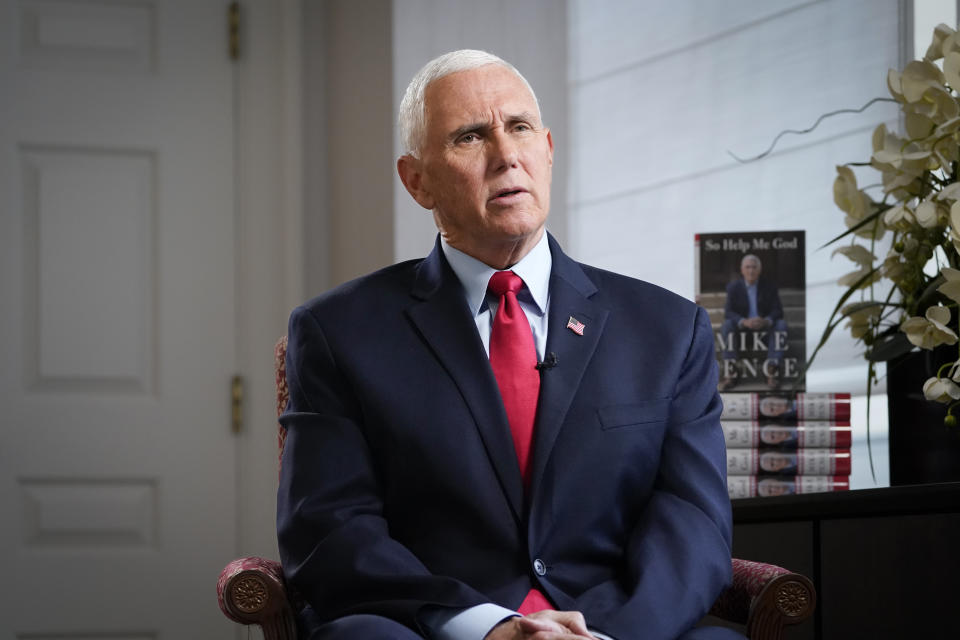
[398,49,541,157]
[741,254,762,269]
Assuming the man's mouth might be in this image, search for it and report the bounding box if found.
[492,188,526,201]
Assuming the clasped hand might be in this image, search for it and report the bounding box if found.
[486,610,599,640]
[740,316,769,330]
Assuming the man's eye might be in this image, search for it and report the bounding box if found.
[514,123,531,132]
[458,133,479,144]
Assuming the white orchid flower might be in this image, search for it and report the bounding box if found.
[842,302,882,340]
[832,244,875,267]
[905,110,935,139]
[901,306,959,349]
[937,181,960,201]
[882,253,907,285]
[899,60,946,103]
[872,130,929,198]
[923,376,960,403]
[883,203,915,230]
[888,69,906,102]
[915,199,945,228]
[905,85,960,125]
[833,166,871,220]
[837,267,881,289]
[925,24,957,61]
[938,267,960,304]
[950,202,960,256]
[945,51,960,91]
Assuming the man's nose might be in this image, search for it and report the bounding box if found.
[489,131,519,170]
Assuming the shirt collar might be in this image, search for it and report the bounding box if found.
[441,232,551,317]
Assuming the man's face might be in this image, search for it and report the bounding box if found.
[759,397,789,417]
[760,427,794,445]
[400,64,553,263]
[760,453,794,472]
[758,480,792,497]
[740,257,761,285]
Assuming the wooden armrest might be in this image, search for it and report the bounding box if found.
[709,559,816,640]
[217,556,297,640]
[746,570,816,640]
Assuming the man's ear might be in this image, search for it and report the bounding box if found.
[546,129,554,167]
[397,155,435,210]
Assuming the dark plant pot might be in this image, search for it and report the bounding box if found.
[887,345,960,485]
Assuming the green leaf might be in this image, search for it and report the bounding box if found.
[842,300,888,314]
[802,266,882,378]
[818,205,890,249]
[916,274,947,309]
[866,332,914,361]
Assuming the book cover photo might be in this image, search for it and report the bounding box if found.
[719,392,851,422]
[721,422,853,450]
[727,475,850,499]
[695,230,806,392]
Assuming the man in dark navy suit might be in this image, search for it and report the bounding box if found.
[277,50,741,640]
[718,255,788,391]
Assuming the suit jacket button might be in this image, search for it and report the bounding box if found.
[533,559,547,576]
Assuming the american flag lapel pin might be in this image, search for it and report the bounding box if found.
[566,316,585,336]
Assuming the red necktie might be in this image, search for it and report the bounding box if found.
[488,271,540,484]
[487,271,553,615]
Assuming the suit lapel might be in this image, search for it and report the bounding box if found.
[528,236,609,503]
[405,239,524,522]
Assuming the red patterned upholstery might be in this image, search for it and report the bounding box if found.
[275,335,289,472]
[218,557,285,623]
[218,556,296,639]
[216,337,817,640]
[710,559,791,622]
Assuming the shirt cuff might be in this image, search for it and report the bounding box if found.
[420,603,518,640]
[590,630,616,640]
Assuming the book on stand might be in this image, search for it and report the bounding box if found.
[726,448,851,475]
[695,230,805,392]
[696,230,855,498]
[727,475,850,499]
[722,421,852,449]
[718,392,854,498]
[719,392,851,422]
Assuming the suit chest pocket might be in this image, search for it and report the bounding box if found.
[597,399,670,430]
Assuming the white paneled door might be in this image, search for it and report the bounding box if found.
[1,1,244,637]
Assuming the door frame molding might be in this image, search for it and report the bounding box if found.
[233,0,304,559]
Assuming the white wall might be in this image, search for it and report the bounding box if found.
[568,0,903,395]
[567,0,921,490]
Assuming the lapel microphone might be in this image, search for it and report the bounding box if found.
[535,352,559,371]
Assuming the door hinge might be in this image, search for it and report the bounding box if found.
[231,374,244,434]
[228,1,241,61]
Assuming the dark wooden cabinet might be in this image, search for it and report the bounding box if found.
[732,482,960,639]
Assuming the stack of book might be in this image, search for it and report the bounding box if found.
[695,229,854,498]
[720,391,852,498]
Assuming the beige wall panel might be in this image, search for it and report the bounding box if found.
[323,0,395,285]
[17,0,156,74]
[21,146,155,393]
[20,478,157,548]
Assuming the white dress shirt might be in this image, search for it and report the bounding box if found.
[441,232,552,361]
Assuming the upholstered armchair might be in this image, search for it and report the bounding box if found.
[217,338,816,640]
